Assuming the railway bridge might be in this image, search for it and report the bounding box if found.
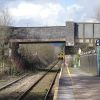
[9,21,100,56]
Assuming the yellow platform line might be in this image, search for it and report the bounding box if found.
[53,66,63,100]
[65,63,76,100]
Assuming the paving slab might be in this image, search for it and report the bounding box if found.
[70,68,100,100]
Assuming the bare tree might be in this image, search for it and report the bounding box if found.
[18,44,56,67]
[0,8,12,71]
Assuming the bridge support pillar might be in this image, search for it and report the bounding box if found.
[9,42,19,59]
[9,42,25,70]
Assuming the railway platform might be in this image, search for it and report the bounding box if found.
[54,63,100,100]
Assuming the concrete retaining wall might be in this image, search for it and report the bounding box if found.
[80,54,97,75]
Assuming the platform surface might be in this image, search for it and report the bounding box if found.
[56,64,100,100]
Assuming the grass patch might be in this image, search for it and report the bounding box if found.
[0,80,6,82]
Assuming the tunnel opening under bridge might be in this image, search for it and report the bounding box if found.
[9,39,66,71]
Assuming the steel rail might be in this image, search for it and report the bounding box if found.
[43,67,60,100]
[16,61,59,100]
[0,73,29,91]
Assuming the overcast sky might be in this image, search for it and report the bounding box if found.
[1,0,100,26]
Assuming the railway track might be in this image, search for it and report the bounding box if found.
[43,66,60,100]
[0,60,60,100]
[0,73,29,91]
[19,61,62,100]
